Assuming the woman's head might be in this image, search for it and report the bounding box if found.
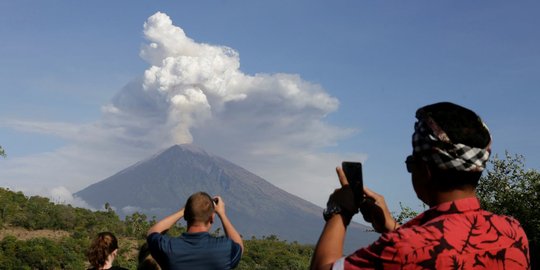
[87,232,119,269]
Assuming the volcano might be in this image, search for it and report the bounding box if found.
[75,144,378,250]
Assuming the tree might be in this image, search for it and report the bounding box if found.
[0,236,87,269]
[237,235,313,270]
[393,202,420,224]
[476,152,539,268]
[124,212,150,238]
[0,145,5,157]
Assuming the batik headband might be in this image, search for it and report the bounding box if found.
[412,110,491,172]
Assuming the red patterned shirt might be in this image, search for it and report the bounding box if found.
[333,197,530,269]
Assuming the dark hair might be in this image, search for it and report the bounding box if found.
[184,192,215,225]
[87,232,119,268]
[416,102,490,190]
[137,243,161,270]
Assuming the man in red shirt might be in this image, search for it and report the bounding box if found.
[310,102,530,269]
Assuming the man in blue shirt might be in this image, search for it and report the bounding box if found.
[147,192,244,269]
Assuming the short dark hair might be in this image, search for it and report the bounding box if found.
[416,102,490,190]
[184,192,214,225]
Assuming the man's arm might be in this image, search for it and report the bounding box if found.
[213,196,244,253]
[310,167,400,270]
[310,167,352,270]
[310,212,348,270]
[147,208,184,236]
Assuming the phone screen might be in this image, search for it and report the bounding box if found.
[342,161,364,205]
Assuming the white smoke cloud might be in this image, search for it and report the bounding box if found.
[48,186,95,209]
[0,12,362,207]
[102,12,344,149]
[121,205,143,216]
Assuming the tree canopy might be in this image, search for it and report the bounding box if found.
[476,153,539,268]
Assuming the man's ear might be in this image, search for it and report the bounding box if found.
[424,162,433,181]
[417,160,432,182]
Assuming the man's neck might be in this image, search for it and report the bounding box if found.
[428,188,477,207]
[187,223,211,233]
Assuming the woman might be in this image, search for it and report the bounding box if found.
[87,232,128,270]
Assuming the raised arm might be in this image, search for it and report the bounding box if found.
[311,213,348,270]
[147,208,185,236]
[213,196,244,253]
[310,167,401,270]
[310,167,355,270]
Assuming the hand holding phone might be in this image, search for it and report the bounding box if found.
[341,161,365,206]
[341,161,397,232]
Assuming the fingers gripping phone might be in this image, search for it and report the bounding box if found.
[342,161,365,205]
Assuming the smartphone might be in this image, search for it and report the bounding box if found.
[342,161,364,205]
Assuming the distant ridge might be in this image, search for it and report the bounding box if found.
[75,144,378,250]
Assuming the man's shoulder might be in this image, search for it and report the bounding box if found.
[477,209,529,239]
[379,208,530,255]
[147,231,169,244]
[480,209,524,225]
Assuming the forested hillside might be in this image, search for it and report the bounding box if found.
[0,188,313,269]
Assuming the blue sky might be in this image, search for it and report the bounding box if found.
[1,1,539,216]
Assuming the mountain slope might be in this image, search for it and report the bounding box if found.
[75,144,377,249]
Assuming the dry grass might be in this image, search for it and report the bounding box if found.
[0,226,70,241]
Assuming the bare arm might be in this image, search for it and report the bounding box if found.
[310,213,347,270]
[310,167,352,270]
[147,208,184,236]
[310,166,401,270]
[214,196,244,252]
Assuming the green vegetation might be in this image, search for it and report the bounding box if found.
[476,153,539,268]
[0,235,87,269]
[0,188,123,234]
[0,188,312,269]
[393,202,420,224]
[0,145,5,157]
[237,235,313,270]
[0,188,136,269]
